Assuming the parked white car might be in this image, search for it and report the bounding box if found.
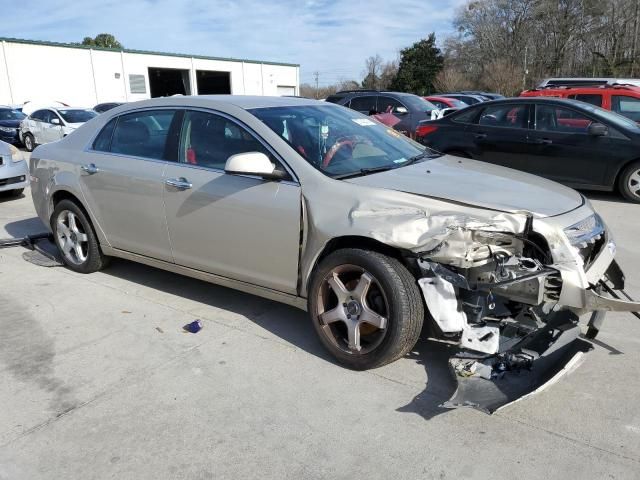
[19,107,97,152]
[0,140,29,196]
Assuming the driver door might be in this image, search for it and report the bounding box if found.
[40,110,64,143]
[162,110,301,294]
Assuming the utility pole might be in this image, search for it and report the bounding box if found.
[314,71,320,99]
[522,45,528,91]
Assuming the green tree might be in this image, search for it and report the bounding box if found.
[81,33,123,49]
[391,33,444,95]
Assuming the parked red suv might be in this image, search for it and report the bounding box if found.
[520,84,640,122]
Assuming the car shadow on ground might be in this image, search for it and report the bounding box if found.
[2,217,460,420]
[0,191,26,204]
[582,189,628,204]
[101,258,458,419]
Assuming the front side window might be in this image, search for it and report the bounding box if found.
[377,96,406,114]
[348,96,377,114]
[250,104,435,178]
[58,109,97,124]
[568,94,603,107]
[110,110,177,160]
[179,110,278,171]
[535,105,593,133]
[612,95,640,122]
[479,104,529,129]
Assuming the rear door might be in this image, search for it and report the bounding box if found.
[162,109,301,294]
[78,109,180,261]
[468,103,532,170]
[525,104,609,185]
[28,110,46,143]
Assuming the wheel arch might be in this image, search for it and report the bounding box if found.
[302,235,414,298]
[612,157,640,190]
[49,188,110,247]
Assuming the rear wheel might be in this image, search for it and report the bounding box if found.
[618,161,640,203]
[308,248,424,370]
[23,133,35,152]
[51,199,109,273]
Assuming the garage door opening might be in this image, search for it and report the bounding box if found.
[196,70,231,95]
[148,67,191,97]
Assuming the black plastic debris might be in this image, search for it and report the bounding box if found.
[183,320,202,334]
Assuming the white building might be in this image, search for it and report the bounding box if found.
[0,37,300,107]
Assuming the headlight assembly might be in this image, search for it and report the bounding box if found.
[9,144,25,163]
[0,126,16,133]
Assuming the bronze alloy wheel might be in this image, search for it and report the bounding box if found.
[315,264,390,355]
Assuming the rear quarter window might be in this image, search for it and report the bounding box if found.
[92,118,117,152]
[451,108,479,124]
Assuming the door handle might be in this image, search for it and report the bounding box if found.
[474,133,487,140]
[165,177,193,190]
[81,163,99,175]
[530,138,553,145]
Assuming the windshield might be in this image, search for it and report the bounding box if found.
[0,109,26,121]
[578,102,640,131]
[400,95,437,112]
[449,99,469,108]
[250,104,438,178]
[58,109,97,123]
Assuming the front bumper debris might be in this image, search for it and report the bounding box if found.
[442,311,592,413]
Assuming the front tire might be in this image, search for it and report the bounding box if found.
[618,161,640,203]
[308,248,424,370]
[51,199,108,273]
[23,133,35,152]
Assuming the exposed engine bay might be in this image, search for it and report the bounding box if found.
[410,213,640,412]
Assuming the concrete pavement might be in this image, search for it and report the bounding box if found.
[0,187,639,479]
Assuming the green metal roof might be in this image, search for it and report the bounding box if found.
[0,36,299,68]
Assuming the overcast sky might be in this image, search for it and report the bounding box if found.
[1,0,466,86]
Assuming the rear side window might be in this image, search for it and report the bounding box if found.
[92,118,117,152]
[452,108,479,124]
[568,94,602,107]
[348,96,377,114]
[612,95,640,122]
[110,110,177,160]
[479,104,529,129]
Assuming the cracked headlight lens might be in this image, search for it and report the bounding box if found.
[564,213,605,248]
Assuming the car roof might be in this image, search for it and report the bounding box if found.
[522,85,640,95]
[117,95,330,111]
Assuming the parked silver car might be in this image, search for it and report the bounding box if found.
[29,96,640,409]
[0,140,29,196]
[20,107,97,152]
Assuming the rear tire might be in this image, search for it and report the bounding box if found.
[51,199,109,273]
[618,161,640,203]
[308,248,424,370]
[23,133,35,152]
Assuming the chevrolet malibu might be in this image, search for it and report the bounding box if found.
[29,96,640,410]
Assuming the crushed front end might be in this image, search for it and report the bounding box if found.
[413,206,640,413]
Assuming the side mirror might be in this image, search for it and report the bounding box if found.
[51,118,61,125]
[225,152,287,181]
[588,122,608,136]
[395,106,409,115]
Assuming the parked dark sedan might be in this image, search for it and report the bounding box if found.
[93,102,124,114]
[416,97,640,202]
[325,90,437,137]
[0,107,26,145]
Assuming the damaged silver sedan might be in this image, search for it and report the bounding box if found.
[29,96,640,412]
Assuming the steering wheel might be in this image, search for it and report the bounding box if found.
[322,136,369,168]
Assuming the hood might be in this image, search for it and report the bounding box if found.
[345,155,583,217]
[0,119,20,128]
